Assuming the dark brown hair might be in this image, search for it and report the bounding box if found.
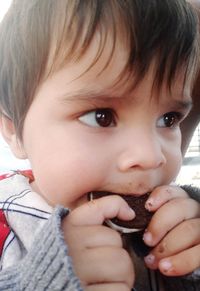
[0,0,199,139]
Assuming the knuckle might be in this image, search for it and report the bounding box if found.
[181,219,200,238]
[180,198,200,217]
[111,229,123,245]
[170,185,187,197]
[179,255,197,272]
[102,227,123,247]
[118,248,134,279]
[120,248,132,263]
[157,240,168,255]
[86,283,131,291]
[115,284,132,291]
[168,197,186,209]
[160,185,175,197]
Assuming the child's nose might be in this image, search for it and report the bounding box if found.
[117,130,166,172]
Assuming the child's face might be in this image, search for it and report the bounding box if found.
[20,37,192,209]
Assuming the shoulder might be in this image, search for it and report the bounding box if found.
[0,171,31,201]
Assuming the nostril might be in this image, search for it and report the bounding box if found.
[117,152,166,172]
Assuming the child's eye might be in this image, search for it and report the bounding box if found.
[79,108,116,127]
[157,112,183,128]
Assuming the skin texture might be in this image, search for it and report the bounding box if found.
[144,185,200,276]
[0,32,200,289]
[153,0,200,279]
[10,37,186,209]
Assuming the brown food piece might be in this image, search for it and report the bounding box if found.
[88,191,152,233]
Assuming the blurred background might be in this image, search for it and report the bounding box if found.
[177,123,200,187]
[0,0,12,22]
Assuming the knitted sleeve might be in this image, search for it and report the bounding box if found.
[160,274,200,291]
[0,206,83,291]
[180,184,200,203]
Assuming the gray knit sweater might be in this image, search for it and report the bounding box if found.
[0,207,83,290]
[0,173,82,290]
[0,174,199,291]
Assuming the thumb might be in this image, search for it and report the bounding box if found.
[67,195,135,226]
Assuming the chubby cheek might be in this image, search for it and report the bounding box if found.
[165,148,182,183]
[30,152,105,209]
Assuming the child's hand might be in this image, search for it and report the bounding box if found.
[143,185,200,277]
[62,196,135,291]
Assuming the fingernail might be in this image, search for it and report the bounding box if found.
[144,254,155,265]
[160,259,172,272]
[126,206,135,218]
[145,198,154,210]
[143,231,153,245]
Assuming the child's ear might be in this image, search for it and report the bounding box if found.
[0,114,27,159]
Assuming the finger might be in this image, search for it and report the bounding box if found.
[86,283,131,291]
[66,195,135,226]
[143,198,200,246]
[66,224,123,249]
[144,218,200,269]
[158,244,200,276]
[73,247,134,287]
[145,185,188,211]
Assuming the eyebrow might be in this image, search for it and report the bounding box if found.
[60,89,193,110]
[170,99,193,111]
[59,89,126,106]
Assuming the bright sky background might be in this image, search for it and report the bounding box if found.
[0,0,12,22]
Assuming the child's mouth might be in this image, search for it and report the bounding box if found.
[88,191,152,233]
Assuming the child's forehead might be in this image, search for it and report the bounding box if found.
[48,54,191,108]
[46,31,190,99]
[0,0,198,141]
[32,0,198,106]
[45,17,197,103]
[46,26,128,80]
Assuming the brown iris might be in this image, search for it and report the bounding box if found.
[95,109,114,127]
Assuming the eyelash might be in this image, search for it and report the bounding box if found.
[157,111,184,128]
[79,108,116,128]
[78,108,185,129]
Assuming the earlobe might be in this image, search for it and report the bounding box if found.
[0,114,27,159]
